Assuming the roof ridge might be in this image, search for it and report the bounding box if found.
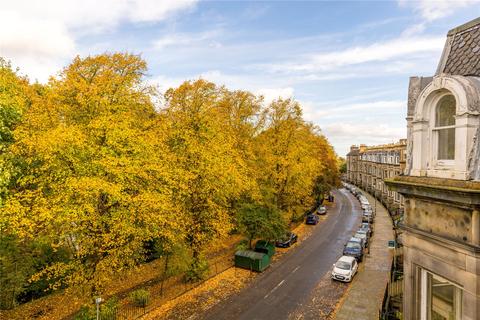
[447,16,480,36]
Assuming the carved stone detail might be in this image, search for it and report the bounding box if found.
[467,126,480,180]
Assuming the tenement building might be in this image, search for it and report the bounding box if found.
[386,17,480,320]
[346,139,407,219]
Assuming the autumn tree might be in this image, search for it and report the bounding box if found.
[0,52,341,311]
[163,80,254,280]
[0,59,35,309]
[254,98,339,221]
[3,53,180,296]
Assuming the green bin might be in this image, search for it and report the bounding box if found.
[234,250,270,272]
[254,240,276,257]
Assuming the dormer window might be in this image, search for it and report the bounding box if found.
[434,94,456,161]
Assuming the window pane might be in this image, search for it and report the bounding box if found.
[438,128,455,160]
[436,95,456,127]
[429,274,461,320]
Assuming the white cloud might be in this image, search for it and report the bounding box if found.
[149,74,185,94]
[266,35,444,73]
[323,122,405,140]
[151,71,295,106]
[322,122,407,156]
[398,0,480,22]
[153,30,222,50]
[302,99,405,123]
[0,0,198,81]
[255,87,294,104]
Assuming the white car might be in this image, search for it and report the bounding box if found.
[331,255,358,282]
[361,203,370,210]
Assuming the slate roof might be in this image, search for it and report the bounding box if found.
[441,17,480,76]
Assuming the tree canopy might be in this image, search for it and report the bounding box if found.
[0,53,340,308]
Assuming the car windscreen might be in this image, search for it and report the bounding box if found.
[345,242,361,250]
[336,261,351,270]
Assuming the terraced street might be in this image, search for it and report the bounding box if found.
[203,189,363,320]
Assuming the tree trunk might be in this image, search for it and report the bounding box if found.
[160,255,169,296]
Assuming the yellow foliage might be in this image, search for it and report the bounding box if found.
[1,53,340,307]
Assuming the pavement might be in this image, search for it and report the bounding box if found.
[334,189,394,320]
[202,189,362,320]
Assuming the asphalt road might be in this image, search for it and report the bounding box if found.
[203,188,362,320]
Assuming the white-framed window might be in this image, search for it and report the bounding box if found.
[433,94,456,163]
[420,269,462,320]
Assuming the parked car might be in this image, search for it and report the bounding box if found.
[343,238,364,261]
[331,255,359,282]
[361,201,370,207]
[355,231,369,247]
[275,232,298,248]
[349,236,365,249]
[359,223,373,237]
[363,207,373,214]
[362,213,373,224]
[306,214,319,225]
[316,205,327,215]
[357,228,370,238]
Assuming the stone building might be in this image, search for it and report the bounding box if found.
[346,139,407,216]
[386,17,480,320]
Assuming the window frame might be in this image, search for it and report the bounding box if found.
[430,92,457,167]
[419,268,463,320]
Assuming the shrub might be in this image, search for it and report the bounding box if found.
[101,298,118,319]
[74,297,118,320]
[129,289,150,308]
[235,239,249,252]
[185,258,209,282]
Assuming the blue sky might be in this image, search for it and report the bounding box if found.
[1,1,479,156]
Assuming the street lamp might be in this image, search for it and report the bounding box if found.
[95,297,103,320]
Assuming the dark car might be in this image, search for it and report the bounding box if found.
[316,205,327,215]
[306,214,319,225]
[343,239,364,262]
[275,232,298,248]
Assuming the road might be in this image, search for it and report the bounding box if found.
[203,188,363,320]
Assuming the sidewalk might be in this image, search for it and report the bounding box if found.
[335,189,394,320]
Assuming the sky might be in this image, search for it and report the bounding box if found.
[1,0,479,156]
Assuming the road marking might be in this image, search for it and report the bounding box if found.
[292,266,300,273]
[264,279,286,299]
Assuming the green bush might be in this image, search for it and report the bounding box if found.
[185,258,209,282]
[235,239,249,252]
[129,289,150,308]
[74,297,118,320]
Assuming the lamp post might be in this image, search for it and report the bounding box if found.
[95,297,103,320]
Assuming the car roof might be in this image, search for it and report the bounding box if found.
[338,255,356,263]
[349,237,362,242]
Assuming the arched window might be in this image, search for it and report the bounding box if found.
[434,94,456,160]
